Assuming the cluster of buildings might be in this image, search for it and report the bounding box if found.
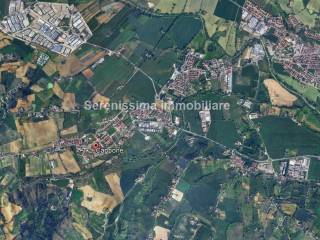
[282,59,320,88]
[199,107,211,133]
[138,121,164,133]
[0,0,92,56]
[240,1,269,36]
[202,59,233,94]
[167,50,205,96]
[237,98,253,111]
[280,157,311,180]
[0,53,19,63]
[271,28,320,88]
[304,30,320,41]
[230,152,312,182]
[287,15,320,41]
[166,50,234,97]
[130,107,173,136]
[239,1,320,89]
[54,137,84,149]
[243,43,265,62]
[75,115,135,163]
[36,53,49,66]
[288,15,304,32]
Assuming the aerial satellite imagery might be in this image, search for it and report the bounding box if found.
[0,0,320,239]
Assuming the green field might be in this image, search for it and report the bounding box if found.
[182,92,239,148]
[152,0,187,13]
[292,0,317,27]
[214,0,244,22]
[218,23,237,56]
[189,31,206,52]
[91,56,134,96]
[165,15,202,49]
[308,158,320,181]
[152,0,218,14]
[234,64,259,98]
[256,117,320,158]
[0,0,8,18]
[277,73,320,103]
[115,72,155,103]
[135,15,175,46]
[141,50,178,86]
[201,0,219,13]
[0,39,34,61]
[89,5,133,48]
[207,120,239,148]
[185,0,202,12]
[307,0,320,13]
[296,107,320,132]
[60,74,94,104]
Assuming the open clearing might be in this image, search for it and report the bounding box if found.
[62,93,76,112]
[59,150,81,174]
[105,173,124,202]
[202,13,220,37]
[0,193,22,239]
[256,117,320,158]
[280,203,297,216]
[16,119,58,149]
[42,60,57,76]
[154,0,186,13]
[80,173,124,214]
[56,50,107,77]
[218,23,237,56]
[0,139,21,153]
[307,0,320,13]
[292,0,317,27]
[185,0,202,13]
[263,79,297,107]
[80,185,118,214]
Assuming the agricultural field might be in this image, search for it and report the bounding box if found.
[90,7,202,52]
[89,5,134,48]
[256,117,320,158]
[292,0,317,27]
[90,56,134,96]
[217,23,237,56]
[148,0,220,39]
[214,0,244,22]
[141,50,179,86]
[3,0,320,239]
[134,15,175,46]
[263,79,297,107]
[307,0,320,13]
[207,120,239,148]
[234,64,259,98]
[150,0,218,14]
[277,0,318,28]
[153,0,187,13]
[181,92,240,147]
[115,71,156,103]
[202,13,220,37]
[165,15,202,49]
[60,74,94,104]
[308,158,320,181]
